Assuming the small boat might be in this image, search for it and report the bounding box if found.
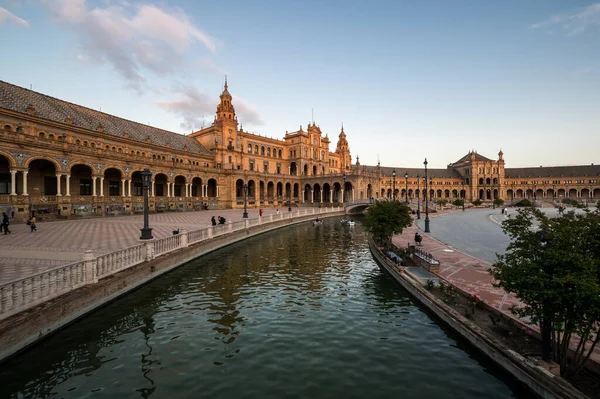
[340,219,355,226]
[313,219,323,226]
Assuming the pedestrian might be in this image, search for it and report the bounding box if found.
[211,216,217,226]
[276,209,279,215]
[29,215,37,232]
[1,212,10,235]
[259,208,263,217]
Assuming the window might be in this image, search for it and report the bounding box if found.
[278,149,282,158]
[249,160,255,171]
[248,144,252,153]
[79,179,92,195]
[264,161,269,173]
[109,181,120,196]
[267,148,271,156]
[261,146,265,155]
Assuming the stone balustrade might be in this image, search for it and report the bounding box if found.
[0,206,342,320]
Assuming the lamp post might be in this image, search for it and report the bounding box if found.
[288,185,292,212]
[424,158,430,233]
[140,168,153,240]
[392,170,396,201]
[404,172,409,203]
[417,174,421,219]
[461,179,465,211]
[243,183,248,218]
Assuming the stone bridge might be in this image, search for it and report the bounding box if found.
[345,200,371,214]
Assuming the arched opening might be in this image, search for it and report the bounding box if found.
[267,181,275,202]
[343,181,353,202]
[493,178,498,184]
[290,162,298,176]
[293,183,299,200]
[516,189,523,198]
[259,180,265,203]
[493,189,499,200]
[0,155,12,194]
[486,178,491,185]
[70,164,93,196]
[568,188,577,198]
[248,180,256,201]
[367,184,372,199]
[478,178,484,185]
[304,184,311,202]
[28,159,58,196]
[323,183,331,202]
[276,182,283,200]
[313,184,322,203]
[235,179,244,201]
[174,175,186,197]
[437,189,442,198]
[191,177,202,197]
[154,173,168,197]
[285,182,292,202]
[303,164,309,176]
[313,165,317,176]
[507,189,514,199]
[479,189,484,200]
[207,178,217,198]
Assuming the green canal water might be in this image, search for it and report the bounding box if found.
[0,218,528,398]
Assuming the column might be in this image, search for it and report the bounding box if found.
[121,179,126,197]
[151,180,155,197]
[202,185,206,197]
[310,189,313,203]
[99,177,104,196]
[341,189,344,203]
[9,170,16,195]
[186,183,190,197]
[56,174,62,196]
[128,179,132,197]
[320,190,323,203]
[22,171,28,195]
[92,176,97,196]
[65,174,71,196]
[216,185,219,198]
[330,192,333,204]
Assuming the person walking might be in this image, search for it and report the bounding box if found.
[29,215,37,232]
[1,212,10,234]
[211,216,217,226]
[259,209,263,217]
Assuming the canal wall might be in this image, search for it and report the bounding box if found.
[0,208,345,363]
[369,239,586,399]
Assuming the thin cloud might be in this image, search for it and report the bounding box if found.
[0,7,29,27]
[234,95,265,126]
[156,85,215,131]
[42,0,219,93]
[198,58,227,76]
[530,3,600,35]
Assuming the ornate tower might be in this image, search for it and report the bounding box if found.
[213,77,240,169]
[335,124,352,171]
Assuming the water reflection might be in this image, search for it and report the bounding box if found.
[0,218,527,399]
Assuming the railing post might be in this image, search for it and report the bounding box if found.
[207,227,213,239]
[145,241,155,261]
[83,249,98,284]
[259,216,262,224]
[244,219,249,229]
[228,220,233,233]
[181,229,188,248]
[270,214,273,222]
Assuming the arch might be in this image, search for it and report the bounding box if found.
[174,175,186,197]
[235,179,245,199]
[276,182,283,199]
[0,151,17,168]
[285,182,292,200]
[593,188,600,199]
[259,180,265,202]
[67,160,96,174]
[516,189,524,198]
[267,181,275,201]
[313,183,322,203]
[304,164,309,175]
[278,149,282,158]
[444,189,450,198]
[48,133,55,140]
[3,124,12,132]
[248,179,256,200]
[191,177,202,197]
[436,189,442,198]
[153,173,168,197]
[493,189,499,200]
[486,178,491,185]
[507,189,514,199]
[28,159,58,196]
[23,156,61,171]
[493,178,498,184]
[39,132,46,139]
[479,189,484,200]
[207,178,217,197]
[451,189,458,198]
[99,164,127,178]
[130,171,144,197]
[254,145,259,154]
[478,178,483,185]
[69,164,94,196]
[323,183,331,202]
[293,183,299,199]
[343,181,353,202]
[367,184,372,199]
[290,162,298,176]
[261,146,265,156]
[0,155,12,195]
[304,184,312,202]
[267,148,271,157]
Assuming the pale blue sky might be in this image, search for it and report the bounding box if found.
[1,0,599,168]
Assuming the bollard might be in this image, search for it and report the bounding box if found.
[180,229,188,248]
[83,249,98,284]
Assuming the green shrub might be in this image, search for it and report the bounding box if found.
[514,198,532,207]
[472,199,482,207]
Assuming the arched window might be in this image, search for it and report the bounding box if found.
[118,148,122,153]
[478,178,483,185]
[48,134,55,140]
[261,146,265,155]
[3,125,11,132]
[91,142,96,148]
[83,141,88,147]
[248,144,252,153]
[112,146,116,151]
[39,132,46,139]
[255,145,259,154]
[76,139,81,145]
[106,145,110,150]
[267,148,271,156]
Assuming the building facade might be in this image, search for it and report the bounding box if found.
[0,79,598,219]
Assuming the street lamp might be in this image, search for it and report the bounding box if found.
[424,158,430,233]
[288,185,292,212]
[404,172,409,203]
[243,183,248,218]
[392,170,396,201]
[140,168,153,240]
[417,174,421,219]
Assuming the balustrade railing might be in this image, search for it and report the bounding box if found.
[0,206,343,320]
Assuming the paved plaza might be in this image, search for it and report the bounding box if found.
[0,207,306,284]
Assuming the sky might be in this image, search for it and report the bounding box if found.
[0,0,599,169]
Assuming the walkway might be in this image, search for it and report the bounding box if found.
[0,207,309,284]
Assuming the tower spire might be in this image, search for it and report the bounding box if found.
[224,75,228,91]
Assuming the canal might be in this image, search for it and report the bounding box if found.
[0,218,528,398]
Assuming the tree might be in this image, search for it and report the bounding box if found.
[493,198,504,208]
[452,199,464,207]
[490,207,600,377]
[472,199,482,207]
[364,201,412,247]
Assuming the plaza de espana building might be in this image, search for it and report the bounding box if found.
[0,79,599,219]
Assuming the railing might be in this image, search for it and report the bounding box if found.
[0,261,87,320]
[0,206,343,320]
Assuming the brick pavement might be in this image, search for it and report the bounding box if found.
[0,207,309,284]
